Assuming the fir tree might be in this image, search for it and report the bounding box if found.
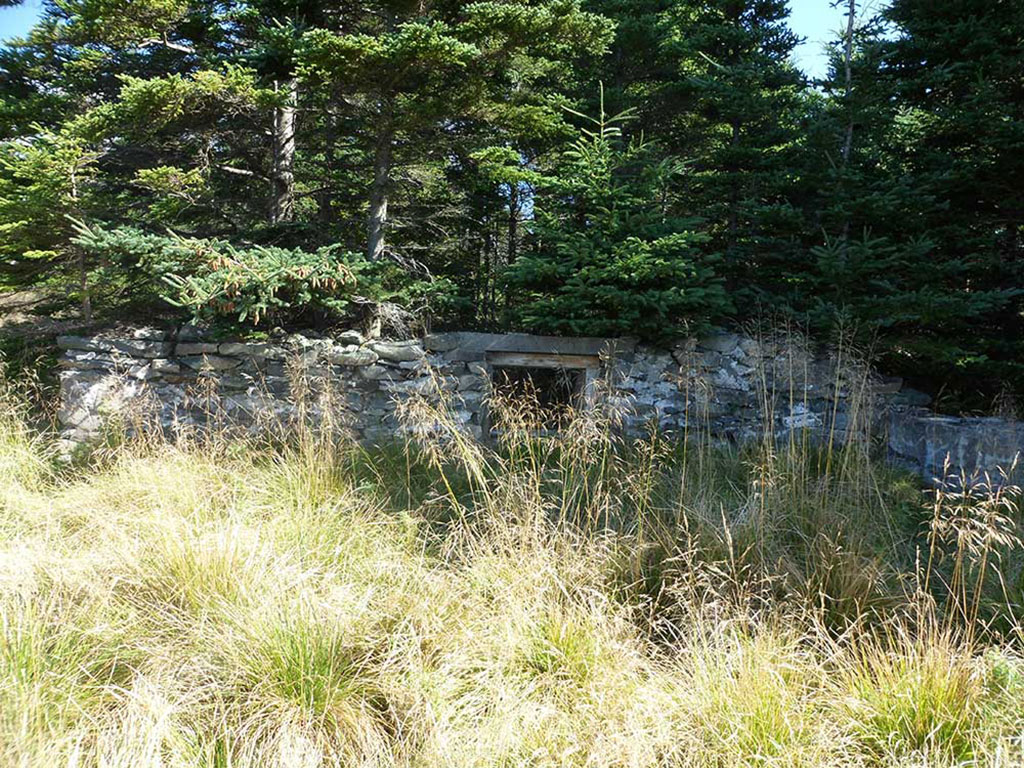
[581,0,807,305]
[300,0,612,262]
[0,128,101,320]
[877,0,1024,398]
[654,0,807,291]
[508,94,729,339]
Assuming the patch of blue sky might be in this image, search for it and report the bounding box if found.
[0,0,43,45]
[790,0,892,80]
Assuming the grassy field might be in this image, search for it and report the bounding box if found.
[2,374,1023,767]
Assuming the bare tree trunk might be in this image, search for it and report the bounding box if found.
[482,230,492,325]
[507,183,519,267]
[319,92,337,226]
[727,121,740,248]
[502,183,521,321]
[69,165,92,325]
[76,246,92,325]
[367,124,393,261]
[840,0,856,242]
[840,0,856,167]
[270,78,298,224]
[366,10,398,260]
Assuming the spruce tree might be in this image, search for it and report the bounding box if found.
[508,95,729,339]
[581,0,807,305]
[787,4,928,332]
[0,128,101,320]
[299,0,612,262]
[877,0,1024,400]
[654,0,806,292]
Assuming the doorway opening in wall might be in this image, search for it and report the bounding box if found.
[486,352,598,433]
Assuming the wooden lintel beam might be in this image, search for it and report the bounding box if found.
[487,352,600,370]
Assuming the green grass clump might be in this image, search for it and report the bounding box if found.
[0,369,1023,767]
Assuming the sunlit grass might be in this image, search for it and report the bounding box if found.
[0,356,1022,767]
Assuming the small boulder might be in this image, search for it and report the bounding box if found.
[335,329,365,346]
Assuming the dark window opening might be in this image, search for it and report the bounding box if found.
[490,365,587,430]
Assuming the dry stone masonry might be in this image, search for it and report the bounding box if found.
[56,327,1023,481]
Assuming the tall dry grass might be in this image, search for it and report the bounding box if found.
[1,341,1023,767]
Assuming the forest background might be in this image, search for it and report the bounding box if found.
[0,0,1021,411]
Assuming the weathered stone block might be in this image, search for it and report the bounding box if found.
[175,342,220,356]
[151,359,180,375]
[215,373,257,391]
[179,355,243,372]
[698,350,725,370]
[58,336,172,358]
[60,351,118,371]
[327,346,378,366]
[710,367,749,392]
[128,363,160,381]
[893,388,931,407]
[133,327,168,341]
[458,373,484,391]
[358,365,396,382]
[335,330,365,346]
[671,339,699,364]
[782,403,823,430]
[117,339,174,358]
[57,369,148,434]
[737,337,762,359]
[371,340,425,363]
[699,332,740,355]
[219,342,269,357]
[57,335,110,352]
[444,348,489,363]
[423,332,461,352]
[382,376,457,395]
[458,390,484,408]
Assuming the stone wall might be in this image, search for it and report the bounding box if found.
[55,327,1023,481]
[888,412,1024,482]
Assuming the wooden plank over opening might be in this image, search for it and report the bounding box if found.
[486,352,601,370]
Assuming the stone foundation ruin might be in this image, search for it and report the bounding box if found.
[56,327,1024,481]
